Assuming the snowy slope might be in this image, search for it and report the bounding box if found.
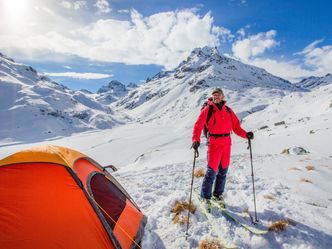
[0,53,119,141]
[1,93,331,248]
[0,48,332,248]
[295,74,332,89]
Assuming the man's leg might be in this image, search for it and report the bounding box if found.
[213,143,231,197]
[213,164,228,197]
[201,166,216,199]
[203,142,221,199]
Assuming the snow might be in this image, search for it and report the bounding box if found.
[1,116,331,248]
[1,49,332,248]
[0,54,119,140]
[295,74,332,89]
[96,80,130,104]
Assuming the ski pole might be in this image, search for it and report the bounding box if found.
[185,148,199,240]
[248,138,259,224]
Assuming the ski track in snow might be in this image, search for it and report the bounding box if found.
[116,154,332,249]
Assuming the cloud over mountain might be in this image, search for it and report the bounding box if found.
[0,7,228,70]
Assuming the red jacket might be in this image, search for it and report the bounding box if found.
[192,99,247,143]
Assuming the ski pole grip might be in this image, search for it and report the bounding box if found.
[194,149,199,158]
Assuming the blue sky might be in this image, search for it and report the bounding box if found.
[0,0,331,92]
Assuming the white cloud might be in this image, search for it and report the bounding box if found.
[94,0,111,14]
[300,39,324,55]
[250,58,314,82]
[118,9,130,14]
[0,3,228,70]
[44,72,113,79]
[300,39,332,75]
[213,26,233,42]
[0,8,228,70]
[232,30,278,62]
[236,28,246,37]
[60,1,86,10]
[230,0,248,6]
[60,1,71,9]
[73,1,86,10]
[236,25,250,38]
[231,33,332,82]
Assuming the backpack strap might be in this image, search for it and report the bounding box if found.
[225,105,232,115]
[203,104,214,138]
[206,104,214,125]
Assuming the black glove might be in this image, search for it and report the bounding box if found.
[246,131,254,140]
[192,141,200,150]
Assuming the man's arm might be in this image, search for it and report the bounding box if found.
[192,107,209,143]
[229,108,247,139]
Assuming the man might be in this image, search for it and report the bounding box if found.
[192,88,254,209]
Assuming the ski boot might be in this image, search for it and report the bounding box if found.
[200,197,212,213]
[212,195,226,209]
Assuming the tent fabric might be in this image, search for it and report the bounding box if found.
[74,157,104,190]
[113,200,145,249]
[0,145,86,169]
[0,145,146,249]
[0,163,114,249]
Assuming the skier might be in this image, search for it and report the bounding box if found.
[192,88,254,208]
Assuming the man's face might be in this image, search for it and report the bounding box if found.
[212,92,223,103]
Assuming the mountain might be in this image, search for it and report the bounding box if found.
[112,46,302,125]
[1,47,327,142]
[96,80,137,105]
[295,74,332,89]
[0,52,119,141]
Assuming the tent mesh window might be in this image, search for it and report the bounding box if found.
[90,173,127,229]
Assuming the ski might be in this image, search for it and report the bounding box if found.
[209,199,268,235]
[193,193,238,249]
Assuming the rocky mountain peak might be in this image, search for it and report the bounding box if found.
[181,46,223,66]
[127,82,138,89]
[190,46,220,58]
[97,80,126,94]
[295,74,332,89]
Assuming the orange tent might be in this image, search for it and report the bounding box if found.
[0,145,146,249]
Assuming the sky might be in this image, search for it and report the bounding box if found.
[0,0,331,92]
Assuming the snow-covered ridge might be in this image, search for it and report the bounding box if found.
[295,74,332,89]
[244,83,332,133]
[96,80,137,105]
[111,46,304,125]
[1,47,331,142]
[0,53,119,141]
[174,46,295,91]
